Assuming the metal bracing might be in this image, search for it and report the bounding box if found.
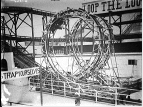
[1,16,6,52]
[1,6,55,57]
[40,8,120,88]
[98,9,142,43]
[42,15,48,31]
[1,12,33,53]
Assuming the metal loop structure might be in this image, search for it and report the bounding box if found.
[42,8,118,86]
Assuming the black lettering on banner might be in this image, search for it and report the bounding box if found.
[35,68,38,74]
[95,3,99,12]
[108,0,115,11]
[15,71,19,75]
[125,0,130,8]
[3,73,7,80]
[27,69,30,75]
[23,70,26,76]
[131,0,135,7]
[29,69,32,75]
[35,68,40,74]
[16,72,19,77]
[36,68,39,74]
[1,68,39,81]
[18,71,21,76]
[26,69,29,75]
[18,71,21,77]
[31,69,35,75]
[23,70,25,76]
[23,70,27,76]
[24,69,28,76]
[87,4,90,13]
[21,70,25,76]
[91,4,94,13]
[101,2,107,11]
[29,69,31,75]
[136,0,141,6]
[11,72,16,78]
[33,68,36,74]
[16,71,20,77]
[19,71,21,77]
[116,0,122,9]
[26,69,30,75]
[7,72,11,79]
[1,75,3,79]
[24,70,27,75]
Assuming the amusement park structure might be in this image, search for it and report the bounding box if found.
[1,3,142,106]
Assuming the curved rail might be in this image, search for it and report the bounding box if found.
[42,8,119,87]
[1,6,55,16]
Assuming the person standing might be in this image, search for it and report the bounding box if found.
[75,92,81,106]
[1,82,11,106]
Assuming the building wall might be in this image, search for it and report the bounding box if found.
[35,52,142,78]
[1,52,15,70]
[109,53,142,78]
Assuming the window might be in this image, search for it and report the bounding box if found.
[128,59,137,65]
[1,59,8,71]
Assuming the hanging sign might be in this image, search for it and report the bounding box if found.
[82,0,142,14]
[1,67,40,81]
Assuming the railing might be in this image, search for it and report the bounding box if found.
[14,57,29,68]
[2,42,50,78]
[2,6,56,16]
[7,101,32,106]
[29,78,142,106]
[122,13,141,34]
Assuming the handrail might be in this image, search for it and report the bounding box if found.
[8,101,33,106]
[122,13,141,34]
[2,6,56,16]
[29,79,142,106]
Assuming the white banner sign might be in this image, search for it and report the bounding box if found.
[82,0,142,14]
[1,67,40,81]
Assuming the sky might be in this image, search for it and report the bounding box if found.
[2,0,141,38]
[2,0,99,38]
[2,0,95,12]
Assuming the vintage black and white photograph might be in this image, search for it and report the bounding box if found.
[1,0,142,106]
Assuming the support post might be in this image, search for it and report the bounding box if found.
[95,90,97,103]
[29,77,31,91]
[65,19,69,54]
[1,16,7,51]
[42,16,45,35]
[78,85,80,95]
[14,14,18,52]
[42,15,47,31]
[51,74,53,95]
[80,19,83,54]
[40,58,43,106]
[115,88,118,105]
[9,102,12,106]
[64,82,66,96]
[119,14,122,43]
[67,19,70,54]
[92,21,94,54]
[109,11,112,27]
[31,13,35,62]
